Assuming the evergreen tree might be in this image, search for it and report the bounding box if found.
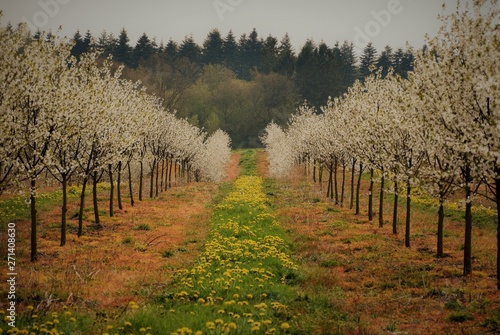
[340,41,357,92]
[222,30,239,74]
[274,33,296,77]
[113,28,132,66]
[391,46,414,78]
[259,34,279,74]
[82,30,92,53]
[203,29,224,65]
[238,28,262,80]
[96,31,117,58]
[178,35,201,64]
[133,32,155,68]
[164,39,178,60]
[359,42,377,80]
[393,47,405,76]
[70,29,84,60]
[400,48,415,78]
[377,45,394,78]
[295,39,322,106]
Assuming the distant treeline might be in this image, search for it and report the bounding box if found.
[67,27,415,147]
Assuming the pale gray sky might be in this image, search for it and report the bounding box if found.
[0,0,467,56]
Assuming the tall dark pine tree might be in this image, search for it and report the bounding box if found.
[275,33,296,77]
[377,45,394,78]
[400,48,415,78]
[359,42,377,80]
[393,47,405,77]
[259,34,279,74]
[97,30,115,58]
[328,42,344,98]
[164,39,178,61]
[82,30,92,53]
[113,28,132,66]
[178,35,201,64]
[70,30,84,60]
[238,28,262,80]
[202,29,224,65]
[222,30,239,74]
[133,32,155,68]
[340,41,357,92]
[295,39,321,106]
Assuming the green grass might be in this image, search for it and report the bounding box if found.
[238,149,258,176]
[137,153,299,333]
[0,183,94,227]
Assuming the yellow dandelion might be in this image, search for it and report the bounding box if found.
[281,322,290,329]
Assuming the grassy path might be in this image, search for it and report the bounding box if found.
[125,150,302,334]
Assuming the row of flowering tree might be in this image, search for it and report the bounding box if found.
[0,20,232,261]
[262,0,499,288]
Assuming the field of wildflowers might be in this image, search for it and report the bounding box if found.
[130,174,300,334]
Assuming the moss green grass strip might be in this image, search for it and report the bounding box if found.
[133,151,299,334]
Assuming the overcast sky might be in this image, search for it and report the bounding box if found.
[0,0,469,55]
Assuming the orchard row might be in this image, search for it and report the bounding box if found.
[0,21,231,261]
[261,0,499,288]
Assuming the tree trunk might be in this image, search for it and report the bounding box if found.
[117,161,123,210]
[60,173,68,247]
[30,178,37,262]
[168,157,174,188]
[405,180,411,248]
[108,164,114,217]
[313,159,317,183]
[327,162,332,199]
[495,176,500,289]
[463,167,473,276]
[155,159,160,197]
[334,159,339,205]
[150,158,156,198]
[165,158,169,191]
[139,160,143,201]
[319,162,323,190]
[368,169,374,221]
[437,198,445,258]
[341,163,346,207]
[160,159,165,192]
[356,162,363,215]
[78,175,89,237]
[379,173,385,228]
[128,161,134,207]
[350,159,356,210]
[92,171,100,226]
[392,179,398,235]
